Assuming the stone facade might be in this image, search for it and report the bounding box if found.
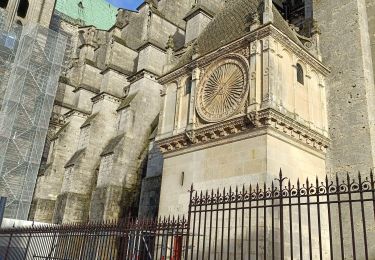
[2,0,55,27]
[24,0,375,228]
[156,0,329,215]
[314,0,375,175]
[30,0,207,223]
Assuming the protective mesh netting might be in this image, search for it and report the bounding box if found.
[0,9,68,219]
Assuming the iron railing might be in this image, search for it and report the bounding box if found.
[0,218,188,260]
[186,171,375,259]
[0,171,374,259]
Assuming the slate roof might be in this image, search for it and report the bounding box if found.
[51,122,69,141]
[100,134,124,156]
[65,149,86,168]
[81,113,98,128]
[55,0,118,30]
[117,92,138,111]
[171,0,302,71]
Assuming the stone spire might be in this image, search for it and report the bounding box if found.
[263,0,273,23]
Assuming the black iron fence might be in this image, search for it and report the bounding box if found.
[0,217,188,260]
[0,171,374,259]
[186,171,375,259]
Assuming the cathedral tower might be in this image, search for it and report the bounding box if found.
[1,0,55,27]
[156,0,329,215]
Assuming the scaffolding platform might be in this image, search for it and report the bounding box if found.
[0,9,68,220]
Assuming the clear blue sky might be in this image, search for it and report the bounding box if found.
[106,0,143,10]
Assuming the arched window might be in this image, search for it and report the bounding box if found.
[0,0,9,9]
[185,76,192,95]
[17,0,29,18]
[297,63,304,85]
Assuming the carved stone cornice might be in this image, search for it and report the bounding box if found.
[49,112,66,127]
[128,69,160,84]
[268,26,329,76]
[159,24,329,85]
[157,108,329,154]
[64,109,90,119]
[159,35,250,84]
[91,92,121,104]
[157,115,250,153]
[253,108,329,149]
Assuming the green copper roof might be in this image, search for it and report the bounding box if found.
[55,0,118,30]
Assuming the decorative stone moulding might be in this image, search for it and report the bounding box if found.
[157,108,329,154]
[159,24,329,85]
[50,112,66,127]
[196,56,249,123]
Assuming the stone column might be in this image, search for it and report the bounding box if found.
[248,40,261,112]
[157,87,167,136]
[319,81,327,134]
[173,82,182,134]
[291,63,297,115]
[261,37,277,108]
[187,67,200,129]
[306,68,313,125]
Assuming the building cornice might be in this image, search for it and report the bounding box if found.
[64,109,90,119]
[127,69,160,84]
[74,84,100,94]
[159,24,330,84]
[183,5,215,21]
[137,40,167,53]
[157,108,329,155]
[91,92,121,104]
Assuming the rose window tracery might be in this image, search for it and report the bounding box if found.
[196,58,248,122]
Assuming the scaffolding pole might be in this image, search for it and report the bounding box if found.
[0,10,68,220]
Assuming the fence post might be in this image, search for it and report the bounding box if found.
[278,169,286,260]
[184,184,194,260]
[48,228,58,258]
[4,232,13,260]
[23,224,33,259]
[0,197,6,227]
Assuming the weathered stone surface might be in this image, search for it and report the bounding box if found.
[314,0,375,174]
[53,192,90,224]
[89,185,123,222]
[26,2,375,246]
[31,0,174,223]
[138,176,162,218]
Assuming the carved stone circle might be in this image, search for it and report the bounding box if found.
[196,57,248,122]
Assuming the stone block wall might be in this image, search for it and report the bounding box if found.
[158,131,326,216]
[366,0,375,79]
[314,0,375,174]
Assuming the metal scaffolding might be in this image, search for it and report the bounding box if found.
[0,10,68,220]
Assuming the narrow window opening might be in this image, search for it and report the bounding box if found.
[181,171,185,186]
[185,76,192,95]
[297,63,304,85]
[17,0,29,18]
[0,0,9,9]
